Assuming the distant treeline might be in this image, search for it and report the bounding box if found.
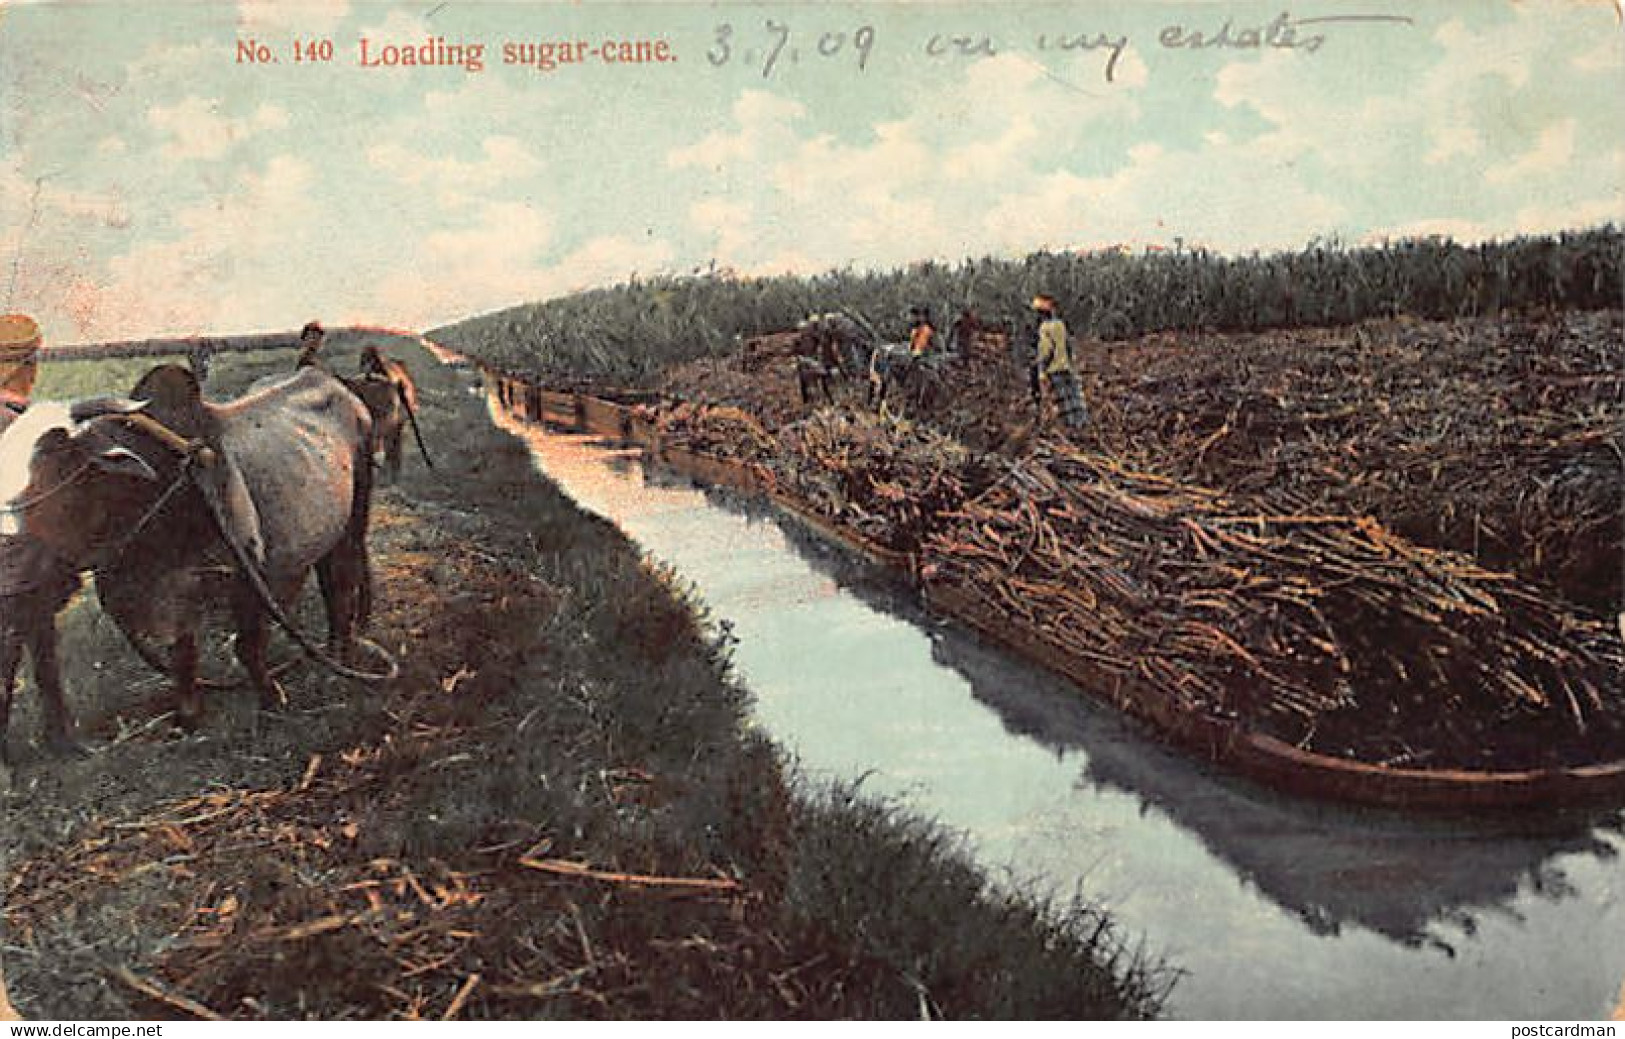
[42,332,298,361]
[431,227,1622,386]
[41,327,418,362]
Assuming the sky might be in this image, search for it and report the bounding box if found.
[0,0,1619,344]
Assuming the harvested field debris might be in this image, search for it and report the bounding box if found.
[655,401,777,466]
[769,411,992,555]
[923,444,1624,771]
[1069,314,1619,613]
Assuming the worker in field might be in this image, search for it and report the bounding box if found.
[793,315,839,406]
[188,339,214,384]
[908,306,937,357]
[948,308,981,358]
[1031,294,1087,431]
[294,320,326,369]
[0,313,41,415]
[905,305,949,410]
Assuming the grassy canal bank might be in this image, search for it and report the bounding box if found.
[1,334,1166,1019]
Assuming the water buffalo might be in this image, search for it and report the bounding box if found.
[0,364,376,727]
[792,313,871,406]
[349,346,425,481]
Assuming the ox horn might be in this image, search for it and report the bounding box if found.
[70,396,148,422]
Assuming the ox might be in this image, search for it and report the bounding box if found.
[792,313,872,406]
[348,346,428,481]
[0,365,376,731]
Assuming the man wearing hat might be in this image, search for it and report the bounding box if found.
[0,313,42,415]
[1031,294,1088,432]
[295,320,326,370]
[907,305,937,358]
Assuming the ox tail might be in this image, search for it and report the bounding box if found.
[350,432,375,636]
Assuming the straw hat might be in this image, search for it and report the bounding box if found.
[0,314,41,362]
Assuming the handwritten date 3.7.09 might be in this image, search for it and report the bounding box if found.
[707,21,876,78]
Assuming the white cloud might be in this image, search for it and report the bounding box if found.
[353,8,431,43]
[1200,5,1620,240]
[1363,217,1489,244]
[237,0,350,37]
[72,155,318,338]
[1487,118,1577,186]
[689,197,755,263]
[369,200,554,325]
[659,50,1159,274]
[1513,195,1623,234]
[1426,125,1483,166]
[1432,18,1532,89]
[423,201,552,264]
[1571,36,1620,73]
[421,70,547,122]
[147,97,290,161]
[367,211,678,328]
[551,235,676,292]
[367,134,545,208]
[980,133,1347,255]
[1113,47,1150,89]
[668,91,806,170]
[772,118,935,204]
[941,116,1040,183]
[661,40,1351,272]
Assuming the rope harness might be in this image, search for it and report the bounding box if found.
[89,450,200,573]
[0,459,94,519]
[397,379,435,470]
